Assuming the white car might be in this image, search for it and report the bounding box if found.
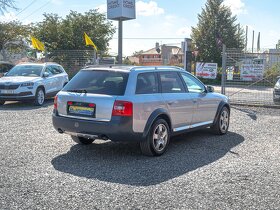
[0,63,69,106]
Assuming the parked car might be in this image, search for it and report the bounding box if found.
[0,62,69,106]
[273,76,280,104]
[0,61,14,77]
[52,66,230,156]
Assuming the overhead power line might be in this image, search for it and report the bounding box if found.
[21,0,52,21]
[16,0,36,16]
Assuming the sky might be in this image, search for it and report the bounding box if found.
[1,0,280,56]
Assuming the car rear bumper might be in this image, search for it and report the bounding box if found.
[52,112,143,142]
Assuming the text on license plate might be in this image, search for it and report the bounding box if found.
[68,105,94,116]
[0,90,14,94]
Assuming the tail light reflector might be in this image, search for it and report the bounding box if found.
[54,95,58,110]
[112,100,133,117]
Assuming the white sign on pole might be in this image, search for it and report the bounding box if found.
[107,0,136,20]
[196,62,218,79]
[240,64,264,81]
[226,66,234,80]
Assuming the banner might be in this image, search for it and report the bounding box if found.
[196,62,217,79]
[240,64,264,81]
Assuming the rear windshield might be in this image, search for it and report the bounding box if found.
[64,70,129,95]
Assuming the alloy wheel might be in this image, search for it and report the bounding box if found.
[219,109,229,133]
[37,89,45,105]
[152,123,168,152]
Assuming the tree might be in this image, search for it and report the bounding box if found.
[191,0,245,65]
[33,10,116,53]
[0,0,17,14]
[0,21,31,60]
[132,50,144,56]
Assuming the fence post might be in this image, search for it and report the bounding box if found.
[221,44,226,95]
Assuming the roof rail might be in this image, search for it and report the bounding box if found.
[84,64,134,69]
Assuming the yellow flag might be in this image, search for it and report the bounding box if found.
[84,32,98,51]
[31,36,45,51]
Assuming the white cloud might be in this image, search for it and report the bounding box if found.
[0,12,17,22]
[95,4,107,14]
[136,1,164,17]
[51,0,63,5]
[223,0,247,15]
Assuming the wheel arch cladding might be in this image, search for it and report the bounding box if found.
[213,101,230,125]
[37,85,45,93]
[143,108,172,138]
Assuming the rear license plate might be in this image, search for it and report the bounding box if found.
[0,89,14,94]
[68,105,95,116]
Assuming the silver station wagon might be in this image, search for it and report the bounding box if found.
[52,66,230,156]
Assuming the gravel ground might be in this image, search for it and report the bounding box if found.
[0,101,280,209]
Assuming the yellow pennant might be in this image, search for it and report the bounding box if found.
[84,32,98,51]
[31,36,45,51]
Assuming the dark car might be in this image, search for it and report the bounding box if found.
[273,76,280,104]
[0,62,14,77]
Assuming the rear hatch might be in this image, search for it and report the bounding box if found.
[56,69,129,121]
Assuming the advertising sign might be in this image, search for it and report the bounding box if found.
[240,64,264,81]
[107,0,136,20]
[226,66,234,80]
[196,62,218,79]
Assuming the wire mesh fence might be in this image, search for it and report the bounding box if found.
[224,48,280,107]
[47,50,96,78]
[1,48,280,108]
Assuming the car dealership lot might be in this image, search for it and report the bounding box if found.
[0,102,280,209]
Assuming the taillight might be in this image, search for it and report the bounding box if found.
[112,100,133,117]
[54,95,58,110]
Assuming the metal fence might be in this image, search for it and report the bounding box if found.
[223,48,280,107]
[1,48,280,107]
[47,50,96,78]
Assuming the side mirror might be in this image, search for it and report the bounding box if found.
[206,85,214,93]
[43,72,50,77]
[3,72,7,76]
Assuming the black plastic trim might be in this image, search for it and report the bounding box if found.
[52,114,143,142]
[143,108,172,138]
[213,101,231,125]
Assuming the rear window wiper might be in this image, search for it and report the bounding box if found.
[66,89,88,93]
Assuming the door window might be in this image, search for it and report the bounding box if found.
[159,72,185,93]
[45,67,54,76]
[136,72,159,94]
[49,65,63,75]
[181,73,206,93]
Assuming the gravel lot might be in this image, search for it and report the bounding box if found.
[0,101,280,209]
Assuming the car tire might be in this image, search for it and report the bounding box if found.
[211,106,230,135]
[71,136,95,145]
[34,88,45,106]
[0,100,5,105]
[140,118,170,156]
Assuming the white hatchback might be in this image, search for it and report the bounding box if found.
[0,62,69,106]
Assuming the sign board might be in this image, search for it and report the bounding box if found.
[240,64,264,81]
[196,62,218,79]
[107,0,136,21]
[226,66,234,80]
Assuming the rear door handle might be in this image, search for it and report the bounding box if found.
[193,99,198,103]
